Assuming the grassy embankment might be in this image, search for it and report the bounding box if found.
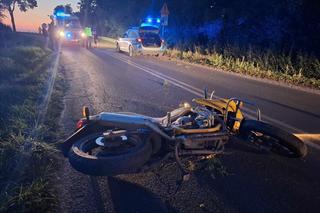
[164,47,320,90]
[0,32,65,212]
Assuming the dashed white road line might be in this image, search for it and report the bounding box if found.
[103,51,320,150]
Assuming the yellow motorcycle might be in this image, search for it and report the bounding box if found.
[61,91,307,177]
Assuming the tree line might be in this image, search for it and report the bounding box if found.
[77,0,320,56]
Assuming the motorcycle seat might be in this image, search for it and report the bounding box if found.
[117,107,192,126]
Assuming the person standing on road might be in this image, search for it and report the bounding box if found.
[84,26,93,49]
[48,16,56,50]
[48,21,55,50]
[93,27,98,47]
[41,23,48,37]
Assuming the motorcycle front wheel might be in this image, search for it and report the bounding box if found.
[68,132,152,176]
[239,120,307,158]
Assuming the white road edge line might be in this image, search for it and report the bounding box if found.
[104,51,320,150]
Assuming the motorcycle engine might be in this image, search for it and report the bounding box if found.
[193,106,215,128]
[172,116,194,128]
[174,106,227,151]
[172,106,216,129]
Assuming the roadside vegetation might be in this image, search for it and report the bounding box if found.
[0,33,64,212]
[0,30,46,48]
[164,47,320,89]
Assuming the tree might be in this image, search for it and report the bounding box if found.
[78,0,97,26]
[0,3,5,22]
[0,0,37,32]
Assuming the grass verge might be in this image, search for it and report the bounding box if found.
[0,36,65,212]
[97,36,116,49]
[164,48,320,90]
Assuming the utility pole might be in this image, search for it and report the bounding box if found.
[83,0,90,27]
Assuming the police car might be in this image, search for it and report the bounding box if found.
[116,18,165,56]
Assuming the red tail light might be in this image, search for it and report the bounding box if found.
[76,118,87,129]
[137,38,142,43]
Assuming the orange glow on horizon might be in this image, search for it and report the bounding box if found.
[3,11,49,32]
[2,0,79,32]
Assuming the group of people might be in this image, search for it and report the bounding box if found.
[38,18,57,50]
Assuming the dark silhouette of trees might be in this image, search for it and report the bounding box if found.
[0,0,37,32]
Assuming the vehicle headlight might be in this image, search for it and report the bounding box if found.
[66,32,72,38]
[81,32,86,38]
[59,31,65,37]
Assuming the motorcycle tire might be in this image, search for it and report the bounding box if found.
[239,120,307,158]
[68,132,152,176]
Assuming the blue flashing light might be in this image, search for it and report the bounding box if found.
[56,12,71,18]
[141,23,153,28]
[67,32,72,38]
[140,23,160,29]
[142,17,161,27]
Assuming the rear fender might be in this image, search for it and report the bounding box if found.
[60,122,106,157]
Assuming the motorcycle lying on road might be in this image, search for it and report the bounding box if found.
[61,91,307,178]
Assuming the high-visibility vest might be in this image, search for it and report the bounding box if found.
[84,27,92,37]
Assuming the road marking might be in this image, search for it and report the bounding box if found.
[103,51,320,150]
[295,134,320,142]
[33,47,61,138]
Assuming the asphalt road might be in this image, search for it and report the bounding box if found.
[55,45,320,213]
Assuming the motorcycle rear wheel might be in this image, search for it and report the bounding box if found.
[68,132,152,176]
[239,120,307,158]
